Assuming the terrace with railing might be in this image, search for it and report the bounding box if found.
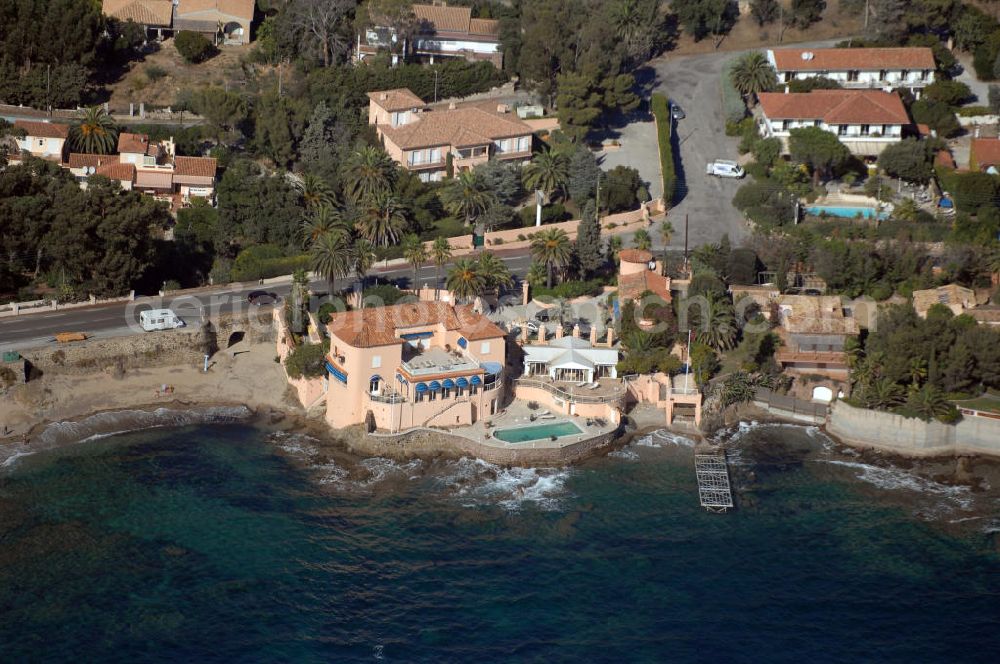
[514,376,627,404]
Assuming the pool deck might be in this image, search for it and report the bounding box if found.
[451,400,619,451]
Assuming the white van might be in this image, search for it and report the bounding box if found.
[139,309,185,332]
[706,160,745,178]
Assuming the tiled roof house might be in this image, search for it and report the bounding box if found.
[357,2,502,67]
[369,88,534,181]
[757,89,910,157]
[767,47,936,91]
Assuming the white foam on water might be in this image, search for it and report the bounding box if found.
[819,459,974,510]
[0,449,35,469]
[634,429,696,448]
[358,457,422,486]
[438,457,572,511]
[268,431,321,458]
[315,462,349,485]
[608,447,640,461]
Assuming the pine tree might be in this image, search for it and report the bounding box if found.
[567,145,601,205]
[574,200,603,278]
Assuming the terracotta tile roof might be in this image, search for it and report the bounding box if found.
[412,4,497,36]
[102,0,173,26]
[378,104,532,151]
[758,90,910,125]
[66,153,116,169]
[327,302,504,348]
[971,138,1000,170]
[618,271,671,304]
[935,149,956,170]
[117,132,150,154]
[619,249,654,264]
[970,307,1000,324]
[95,162,136,182]
[368,89,426,113]
[911,284,976,316]
[175,0,255,19]
[174,156,218,177]
[135,170,173,189]
[771,47,935,72]
[14,120,69,139]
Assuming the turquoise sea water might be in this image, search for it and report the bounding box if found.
[493,420,583,443]
[1,421,998,662]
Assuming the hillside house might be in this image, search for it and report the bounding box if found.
[766,47,936,93]
[757,89,910,157]
[10,120,69,162]
[369,88,533,181]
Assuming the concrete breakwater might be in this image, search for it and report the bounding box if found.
[827,400,1000,458]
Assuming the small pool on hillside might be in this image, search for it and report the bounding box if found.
[493,421,584,443]
[806,205,889,220]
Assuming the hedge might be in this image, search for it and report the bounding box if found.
[230,245,311,282]
[651,94,676,207]
[957,106,994,117]
[532,278,606,300]
[720,59,747,124]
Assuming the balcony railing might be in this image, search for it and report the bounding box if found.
[369,391,406,404]
[515,378,625,404]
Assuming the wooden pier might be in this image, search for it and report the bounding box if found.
[694,450,733,513]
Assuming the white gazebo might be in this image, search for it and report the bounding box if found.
[522,337,618,383]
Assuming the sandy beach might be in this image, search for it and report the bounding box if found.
[0,342,300,444]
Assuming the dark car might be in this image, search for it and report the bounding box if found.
[534,309,552,322]
[247,290,280,306]
[670,102,685,120]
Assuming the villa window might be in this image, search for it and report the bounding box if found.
[516,136,530,152]
[371,355,381,368]
[494,138,513,153]
[860,124,871,136]
[837,125,847,136]
[480,342,491,354]
[847,70,859,82]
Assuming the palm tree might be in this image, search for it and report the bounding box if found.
[906,384,953,421]
[344,146,395,203]
[659,220,674,248]
[296,173,335,209]
[357,190,407,246]
[431,236,452,288]
[446,258,485,302]
[866,377,904,410]
[693,292,737,351]
[69,106,118,155]
[530,227,572,288]
[893,198,920,223]
[729,51,777,106]
[633,229,652,250]
[311,231,353,296]
[525,261,547,289]
[476,251,513,294]
[523,147,570,202]
[353,238,376,285]
[300,204,347,246]
[402,234,427,289]
[441,170,497,228]
[907,357,928,387]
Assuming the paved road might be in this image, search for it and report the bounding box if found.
[0,252,535,351]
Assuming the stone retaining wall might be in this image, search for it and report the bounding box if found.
[827,400,1000,458]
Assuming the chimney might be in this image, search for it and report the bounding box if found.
[380,92,388,101]
[448,102,457,110]
[497,103,508,114]
[590,326,598,346]
[537,324,545,345]
[606,328,614,347]
[556,323,564,339]
[572,324,580,338]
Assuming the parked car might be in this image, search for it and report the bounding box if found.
[706,160,745,178]
[247,290,280,306]
[524,320,541,334]
[670,102,685,120]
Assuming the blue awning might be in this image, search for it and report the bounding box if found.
[482,361,503,375]
[370,374,383,382]
[397,374,407,384]
[457,337,468,348]
[470,375,482,385]
[325,362,347,384]
[456,377,469,388]
[429,380,442,391]
[442,378,455,388]
[415,382,428,393]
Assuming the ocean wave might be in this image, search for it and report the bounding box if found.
[634,430,696,449]
[608,447,640,461]
[2,406,253,470]
[437,457,572,511]
[818,459,974,510]
[358,457,423,486]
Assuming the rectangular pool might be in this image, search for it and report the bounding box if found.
[493,421,584,443]
[806,205,888,220]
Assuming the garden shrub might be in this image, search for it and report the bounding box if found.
[284,343,327,379]
[174,31,216,64]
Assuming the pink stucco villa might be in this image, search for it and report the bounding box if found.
[324,302,508,431]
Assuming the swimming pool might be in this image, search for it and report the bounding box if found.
[805,205,889,220]
[493,421,583,443]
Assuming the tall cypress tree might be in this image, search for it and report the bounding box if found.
[575,199,603,278]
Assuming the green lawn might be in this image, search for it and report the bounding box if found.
[951,394,1000,414]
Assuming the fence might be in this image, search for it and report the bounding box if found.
[753,388,829,423]
[0,292,135,318]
